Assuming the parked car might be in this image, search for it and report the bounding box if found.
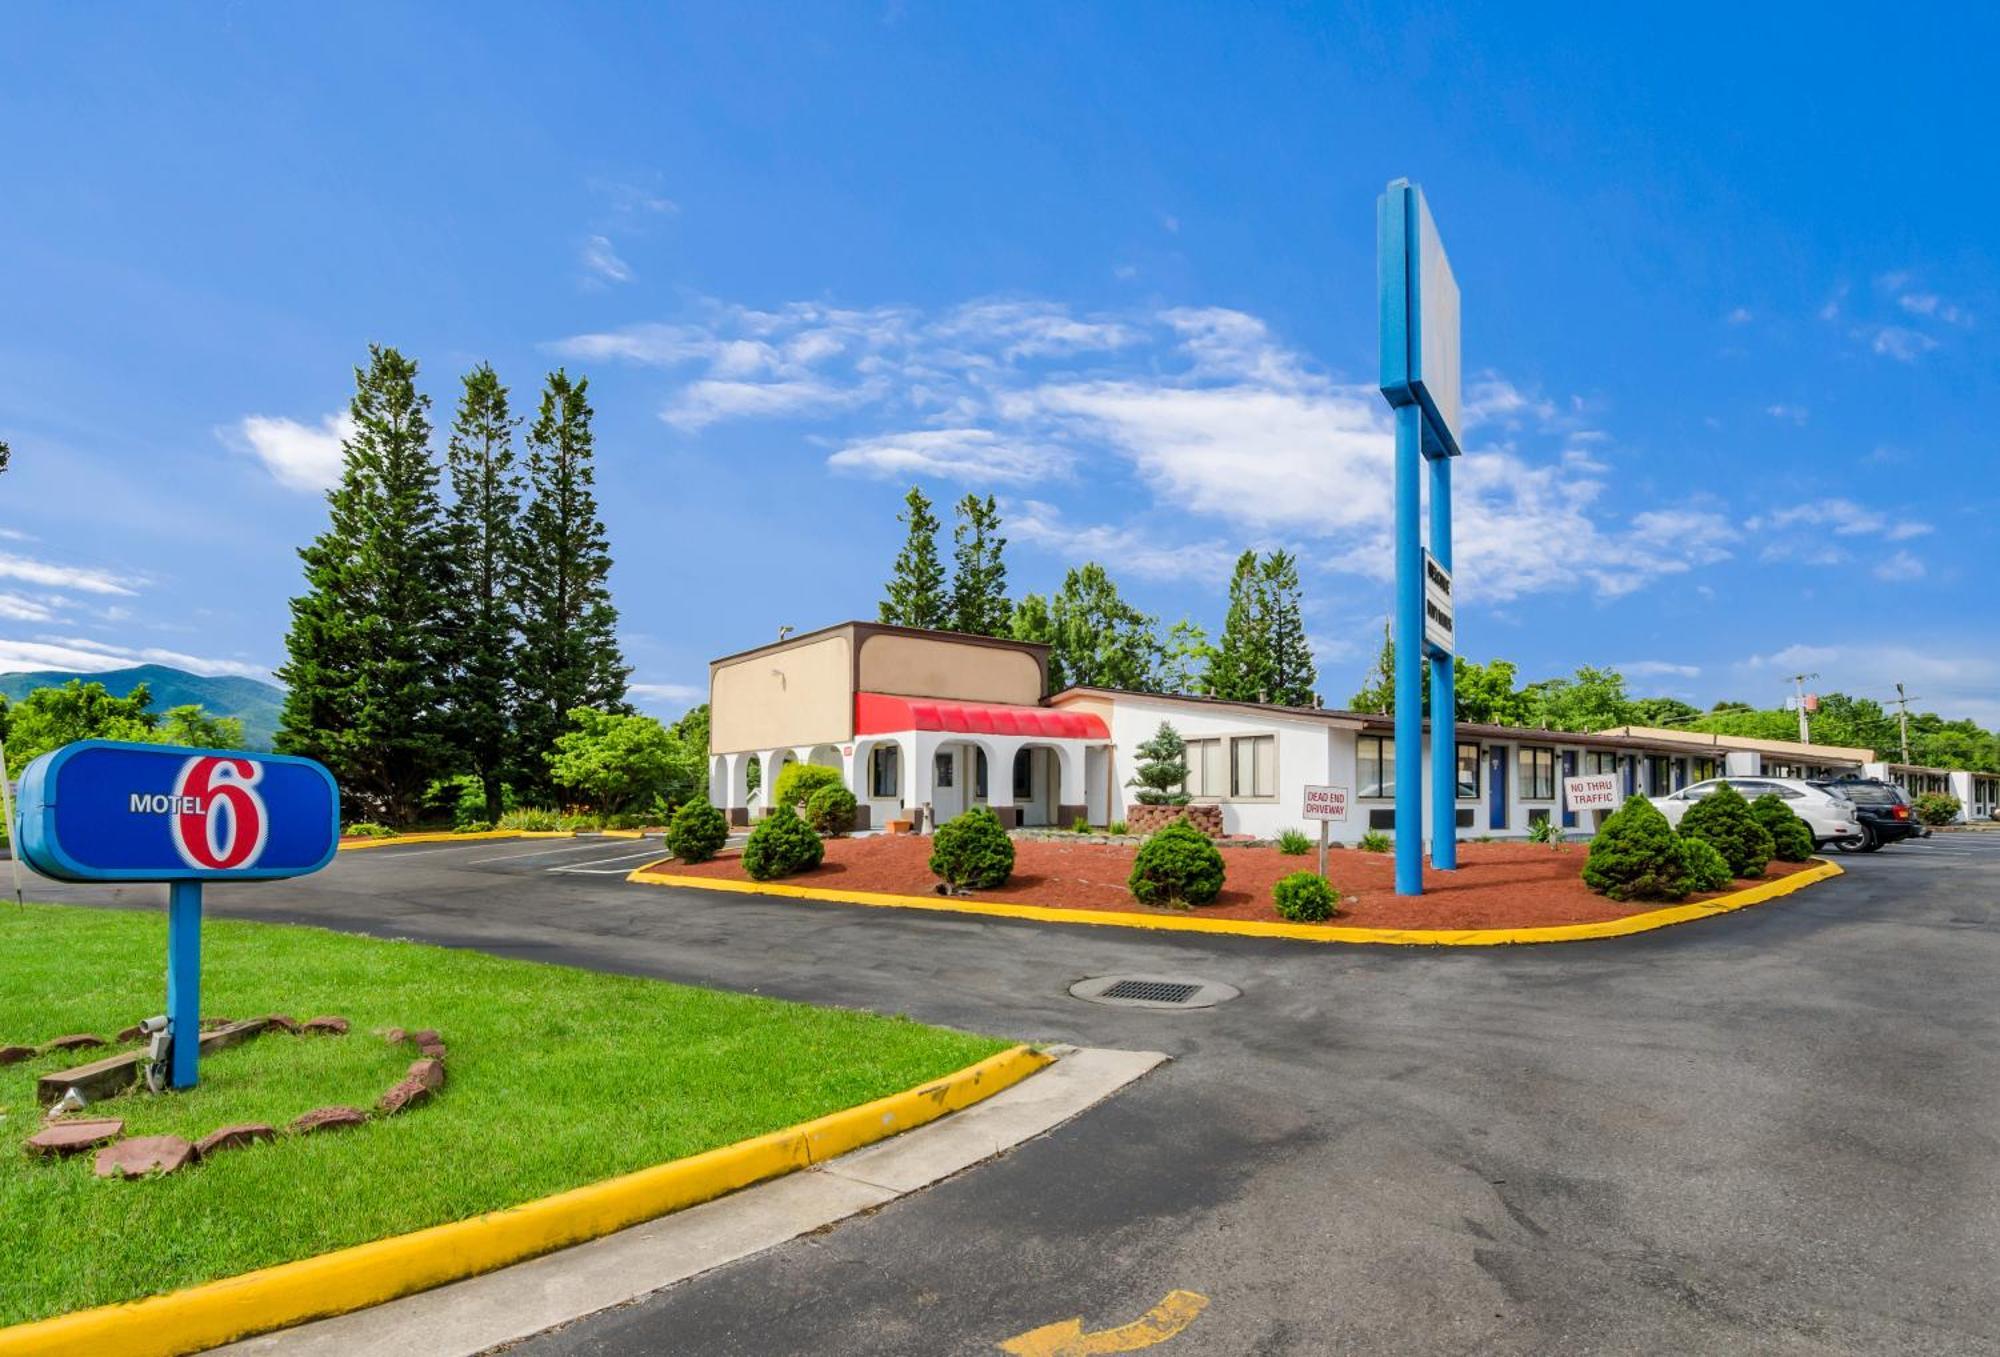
[1651,777,1861,849]
[1811,776,1926,851]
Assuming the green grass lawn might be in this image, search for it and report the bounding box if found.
[0,902,1012,1326]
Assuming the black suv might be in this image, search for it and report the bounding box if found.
[1812,777,1926,850]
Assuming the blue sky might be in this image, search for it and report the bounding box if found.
[3,5,1996,724]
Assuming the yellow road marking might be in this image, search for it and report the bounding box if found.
[999,1290,1210,1355]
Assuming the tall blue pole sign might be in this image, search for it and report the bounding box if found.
[1378,179,1462,896]
[13,741,339,1088]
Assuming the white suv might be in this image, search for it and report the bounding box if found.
[1651,777,1859,848]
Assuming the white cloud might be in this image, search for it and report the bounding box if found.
[0,592,56,622]
[1759,499,1888,536]
[1620,660,1701,678]
[1008,500,1238,583]
[629,681,703,704]
[1740,641,2000,729]
[0,551,138,596]
[1765,403,1809,425]
[1870,326,1937,362]
[228,412,353,493]
[666,377,880,431]
[827,428,1070,485]
[1873,550,1926,582]
[580,235,633,284]
[0,635,267,678]
[1462,376,1557,429]
[1725,307,1754,326]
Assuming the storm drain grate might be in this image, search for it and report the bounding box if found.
[1069,974,1241,1010]
[1099,979,1202,1005]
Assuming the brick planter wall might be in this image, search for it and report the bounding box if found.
[1124,803,1224,836]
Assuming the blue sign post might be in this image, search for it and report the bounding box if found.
[1378,179,1463,896]
[14,741,339,1088]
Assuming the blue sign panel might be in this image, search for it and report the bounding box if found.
[15,740,339,883]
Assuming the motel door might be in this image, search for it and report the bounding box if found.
[1561,751,1578,828]
[1488,746,1508,830]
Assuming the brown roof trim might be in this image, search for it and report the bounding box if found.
[709,620,1051,673]
[1048,686,1368,730]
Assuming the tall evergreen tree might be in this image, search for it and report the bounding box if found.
[1205,550,1273,702]
[1259,550,1317,705]
[514,369,629,801]
[949,493,1011,636]
[443,363,523,822]
[1015,564,1159,692]
[276,345,452,824]
[879,486,948,628]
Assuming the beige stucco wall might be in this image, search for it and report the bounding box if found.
[857,632,1043,705]
[710,633,854,753]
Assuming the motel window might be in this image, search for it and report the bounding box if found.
[1358,735,1393,799]
[1519,747,1557,801]
[975,750,989,800]
[869,746,899,798]
[1456,742,1480,799]
[1646,755,1673,794]
[1692,756,1719,782]
[1230,735,1277,800]
[1183,739,1225,799]
[934,751,954,789]
[1527,807,1552,827]
[1584,751,1618,776]
[1013,749,1034,800]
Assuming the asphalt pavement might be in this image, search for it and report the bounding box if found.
[24,833,2000,1355]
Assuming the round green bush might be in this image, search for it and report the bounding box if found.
[1748,793,1815,863]
[1581,794,1690,902]
[1678,783,1773,878]
[667,799,730,865]
[1272,870,1338,922]
[928,806,1015,889]
[804,784,858,836]
[1128,819,1226,907]
[1680,836,1733,892]
[1914,791,1962,826]
[773,762,843,811]
[742,805,824,881]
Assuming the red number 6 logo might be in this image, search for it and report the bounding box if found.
[172,757,269,871]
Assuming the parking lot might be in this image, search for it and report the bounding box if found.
[24,832,2000,1354]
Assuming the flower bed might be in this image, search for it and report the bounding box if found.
[661,836,1817,930]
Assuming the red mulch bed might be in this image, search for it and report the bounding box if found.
[662,836,1815,931]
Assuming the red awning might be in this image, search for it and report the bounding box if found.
[855,692,1108,740]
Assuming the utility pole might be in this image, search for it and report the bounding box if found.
[1786,672,1818,744]
[1890,683,1920,765]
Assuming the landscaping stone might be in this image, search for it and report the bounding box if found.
[301,1016,350,1036]
[375,1076,433,1116]
[95,1134,197,1179]
[262,1014,301,1034]
[116,1024,146,1043]
[1124,803,1225,836]
[40,1034,106,1054]
[290,1106,367,1135]
[25,1118,123,1157]
[407,1057,446,1091]
[380,1026,407,1044]
[200,1016,234,1030]
[0,1045,34,1066]
[409,1028,440,1047]
[417,1040,447,1060]
[194,1123,276,1158]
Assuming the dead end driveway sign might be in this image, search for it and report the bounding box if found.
[13,740,339,1089]
[1302,784,1349,875]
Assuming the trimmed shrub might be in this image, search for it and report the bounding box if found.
[454,820,494,834]
[1678,783,1773,878]
[1914,791,1962,827]
[1680,837,1733,892]
[1275,828,1314,856]
[773,763,843,812]
[1128,820,1226,907]
[929,806,1015,888]
[1358,830,1392,854]
[742,805,824,881]
[1272,871,1338,922]
[667,799,730,864]
[805,784,858,836]
[1749,793,1815,863]
[345,821,396,839]
[1126,722,1192,807]
[1582,795,1691,902]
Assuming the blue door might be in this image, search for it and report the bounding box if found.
[1624,756,1637,797]
[1488,746,1508,830]
[1561,750,1578,828]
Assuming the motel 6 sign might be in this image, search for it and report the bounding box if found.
[14,741,339,1089]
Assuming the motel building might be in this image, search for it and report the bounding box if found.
[708,622,1996,842]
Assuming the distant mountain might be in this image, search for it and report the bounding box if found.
[0,664,285,750]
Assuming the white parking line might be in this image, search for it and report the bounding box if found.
[465,840,640,865]
[548,849,675,875]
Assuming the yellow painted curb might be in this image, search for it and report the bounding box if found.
[338,830,578,851]
[628,858,1844,947]
[0,1044,1049,1357]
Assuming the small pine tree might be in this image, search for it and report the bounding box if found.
[276,344,453,825]
[1205,551,1273,702]
[514,370,630,802]
[1748,793,1815,863]
[879,486,948,629]
[1260,550,1317,706]
[949,493,1011,636]
[1582,794,1692,902]
[1126,722,1191,806]
[1678,783,1774,878]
